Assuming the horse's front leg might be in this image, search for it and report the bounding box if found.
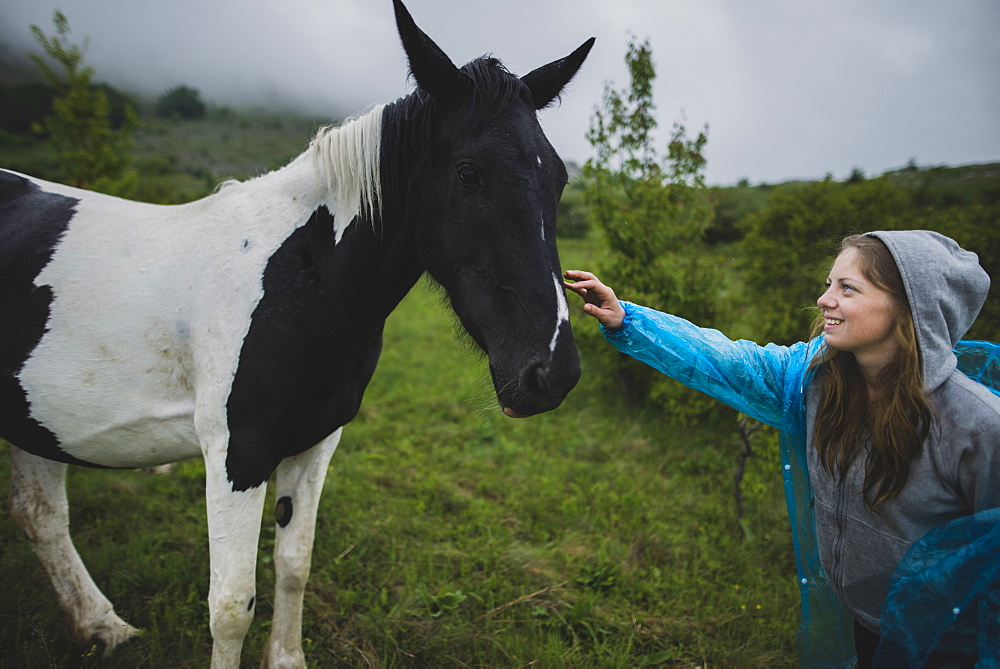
[7,446,139,653]
[202,446,269,669]
[263,429,342,669]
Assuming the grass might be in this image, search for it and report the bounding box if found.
[4,91,996,667]
[0,234,799,667]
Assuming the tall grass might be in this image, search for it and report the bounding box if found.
[0,238,799,667]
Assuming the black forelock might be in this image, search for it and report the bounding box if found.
[379,55,534,214]
[459,56,529,110]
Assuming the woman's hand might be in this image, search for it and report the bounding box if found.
[563,270,626,330]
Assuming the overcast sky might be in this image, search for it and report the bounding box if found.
[2,0,998,186]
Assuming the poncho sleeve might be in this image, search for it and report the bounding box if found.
[600,302,810,427]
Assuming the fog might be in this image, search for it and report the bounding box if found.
[2,0,998,185]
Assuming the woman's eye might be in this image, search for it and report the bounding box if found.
[458,167,480,187]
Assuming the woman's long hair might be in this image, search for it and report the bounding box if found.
[809,235,935,509]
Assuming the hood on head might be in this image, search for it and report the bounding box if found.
[866,230,991,391]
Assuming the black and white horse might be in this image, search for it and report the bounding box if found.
[0,2,591,665]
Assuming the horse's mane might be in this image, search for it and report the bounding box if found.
[310,105,384,235]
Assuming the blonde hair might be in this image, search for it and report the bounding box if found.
[810,234,935,508]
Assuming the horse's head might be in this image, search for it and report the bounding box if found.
[390,0,590,417]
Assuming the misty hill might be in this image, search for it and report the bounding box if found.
[1,85,335,203]
[2,78,998,214]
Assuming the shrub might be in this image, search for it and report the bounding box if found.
[736,177,909,345]
[156,85,206,120]
[582,36,729,425]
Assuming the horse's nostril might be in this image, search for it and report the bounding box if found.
[522,360,551,397]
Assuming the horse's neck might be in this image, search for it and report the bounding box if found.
[248,134,423,323]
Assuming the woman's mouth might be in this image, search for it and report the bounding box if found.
[825,317,843,328]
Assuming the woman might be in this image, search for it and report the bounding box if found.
[565,231,1000,667]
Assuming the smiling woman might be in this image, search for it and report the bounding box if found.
[810,235,932,510]
[564,229,1000,667]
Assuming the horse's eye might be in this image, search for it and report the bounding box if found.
[458,166,480,188]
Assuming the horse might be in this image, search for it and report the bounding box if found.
[0,1,592,665]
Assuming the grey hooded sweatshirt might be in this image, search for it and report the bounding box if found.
[805,230,1000,632]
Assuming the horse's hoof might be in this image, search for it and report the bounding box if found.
[260,643,305,669]
[75,618,142,657]
[100,622,142,657]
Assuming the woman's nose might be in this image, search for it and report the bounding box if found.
[817,288,835,309]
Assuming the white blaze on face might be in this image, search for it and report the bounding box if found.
[537,156,546,241]
[548,273,570,355]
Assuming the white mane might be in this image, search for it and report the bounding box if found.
[310,104,384,242]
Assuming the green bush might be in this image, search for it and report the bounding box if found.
[156,85,207,120]
[736,177,909,345]
[556,181,591,239]
[0,83,56,134]
[902,203,1000,341]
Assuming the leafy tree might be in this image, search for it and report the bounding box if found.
[29,11,138,195]
[582,36,726,424]
[156,85,207,120]
[707,184,769,245]
[96,82,140,129]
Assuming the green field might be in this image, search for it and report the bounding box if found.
[0,233,799,667]
[3,41,998,664]
[4,101,996,668]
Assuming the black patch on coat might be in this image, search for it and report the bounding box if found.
[0,172,99,467]
[225,204,418,491]
[275,496,293,528]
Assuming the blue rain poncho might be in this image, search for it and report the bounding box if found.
[875,341,1000,667]
[602,305,1000,667]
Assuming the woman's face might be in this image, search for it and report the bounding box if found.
[817,247,901,368]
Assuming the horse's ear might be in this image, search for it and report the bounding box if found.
[393,0,463,104]
[521,37,595,110]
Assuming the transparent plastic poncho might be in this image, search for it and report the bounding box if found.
[602,304,1000,667]
[875,342,1000,667]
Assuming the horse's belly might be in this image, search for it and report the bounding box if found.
[61,408,202,467]
[19,337,203,467]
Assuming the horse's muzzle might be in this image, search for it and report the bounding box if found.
[494,353,581,418]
